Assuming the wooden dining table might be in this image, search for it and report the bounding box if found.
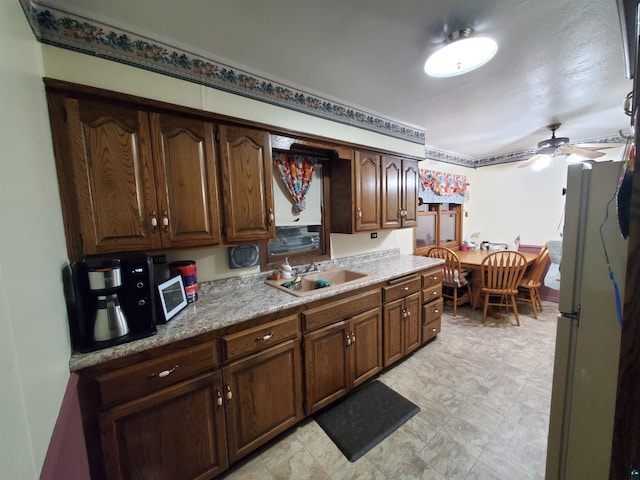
[456,249,538,317]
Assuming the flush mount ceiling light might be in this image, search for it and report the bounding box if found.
[424,28,498,77]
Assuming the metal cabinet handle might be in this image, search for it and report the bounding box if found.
[434,309,439,314]
[268,208,274,226]
[256,332,274,342]
[150,210,158,232]
[346,333,352,346]
[403,287,409,291]
[406,309,411,317]
[432,327,437,332]
[357,208,362,219]
[225,384,233,400]
[216,389,223,407]
[351,332,356,344]
[149,365,178,378]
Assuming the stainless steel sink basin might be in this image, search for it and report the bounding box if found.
[265,269,371,297]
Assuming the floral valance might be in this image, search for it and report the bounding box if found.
[419,169,469,204]
[273,152,317,212]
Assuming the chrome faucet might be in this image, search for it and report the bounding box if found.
[296,261,318,275]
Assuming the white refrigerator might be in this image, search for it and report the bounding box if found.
[546,160,628,479]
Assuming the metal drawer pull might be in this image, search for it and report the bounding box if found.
[403,287,409,291]
[226,385,233,400]
[432,328,437,332]
[434,309,439,313]
[216,390,223,407]
[150,365,178,378]
[256,332,274,342]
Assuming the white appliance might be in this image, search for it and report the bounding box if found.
[546,160,628,479]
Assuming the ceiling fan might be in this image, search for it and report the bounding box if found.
[518,123,622,169]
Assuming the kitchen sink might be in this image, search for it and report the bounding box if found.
[265,269,372,297]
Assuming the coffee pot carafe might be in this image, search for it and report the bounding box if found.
[87,260,129,342]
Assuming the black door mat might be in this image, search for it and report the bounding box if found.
[314,380,420,462]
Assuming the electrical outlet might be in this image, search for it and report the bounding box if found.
[371,232,378,239]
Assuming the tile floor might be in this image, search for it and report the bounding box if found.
[221,300,559,480]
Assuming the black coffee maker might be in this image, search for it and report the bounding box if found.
[64,254,157,352]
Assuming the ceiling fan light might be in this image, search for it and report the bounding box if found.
[531,154,552,171]
[425,28,497,77]
[566,153,586,163]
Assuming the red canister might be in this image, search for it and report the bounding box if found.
[169,260,198,303]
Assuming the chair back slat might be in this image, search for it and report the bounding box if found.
[426,246,462,285]
[481,250,527,291]
[523,248,550,284]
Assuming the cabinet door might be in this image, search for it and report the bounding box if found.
[404,292,422,355]
[65,97,160,254]
[354,150,381,231]
[219,125,275,241]
[350,307,383,388]
[304,321,350,414]
[383,298,405,367]
[381,155,402,229]
[222,339,303,464]
[150,112,221,247]
[100,371,228,480]
[402,159,419,228]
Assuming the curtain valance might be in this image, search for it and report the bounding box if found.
[273,152,317,212]
[419,169,469,204]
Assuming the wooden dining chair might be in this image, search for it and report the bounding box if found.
[517,247,550,319]
[426,246,471,316]
[479,250,528,325]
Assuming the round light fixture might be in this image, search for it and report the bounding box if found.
[425,28,498,77]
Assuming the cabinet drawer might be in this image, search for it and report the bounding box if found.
[423,298,443,323]
[422,268,443,289]
[383,275,421,303]
[222,314,300,362]
[303,289,381,332]
[422,317,441,343]
[422,284,442,303]
[95,342,219,407]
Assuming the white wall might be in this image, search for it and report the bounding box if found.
[464,149,624,246]
[0,1,71,478]
[41,45,423,281]
[468,159,567,245]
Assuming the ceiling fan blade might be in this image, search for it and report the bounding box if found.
[572,142,625,149]
[564,146,606,159]
[518,154,543,168]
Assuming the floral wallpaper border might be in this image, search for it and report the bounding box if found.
[20,0,425,145]
[18,1,624,168]
[427,134,624,169]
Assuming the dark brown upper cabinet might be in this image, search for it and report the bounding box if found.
[330,150,381,233]
[49,93,221,259]
[381,155,418,229]
[218,125,275,242]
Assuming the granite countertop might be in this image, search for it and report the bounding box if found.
[69,251,443,371]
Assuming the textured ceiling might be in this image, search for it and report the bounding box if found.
[41,0,633,160]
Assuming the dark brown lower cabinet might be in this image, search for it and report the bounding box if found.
[99,371,228,480]
[222,339,304,463]
[304,307,382,414]
[383,291,421,367]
